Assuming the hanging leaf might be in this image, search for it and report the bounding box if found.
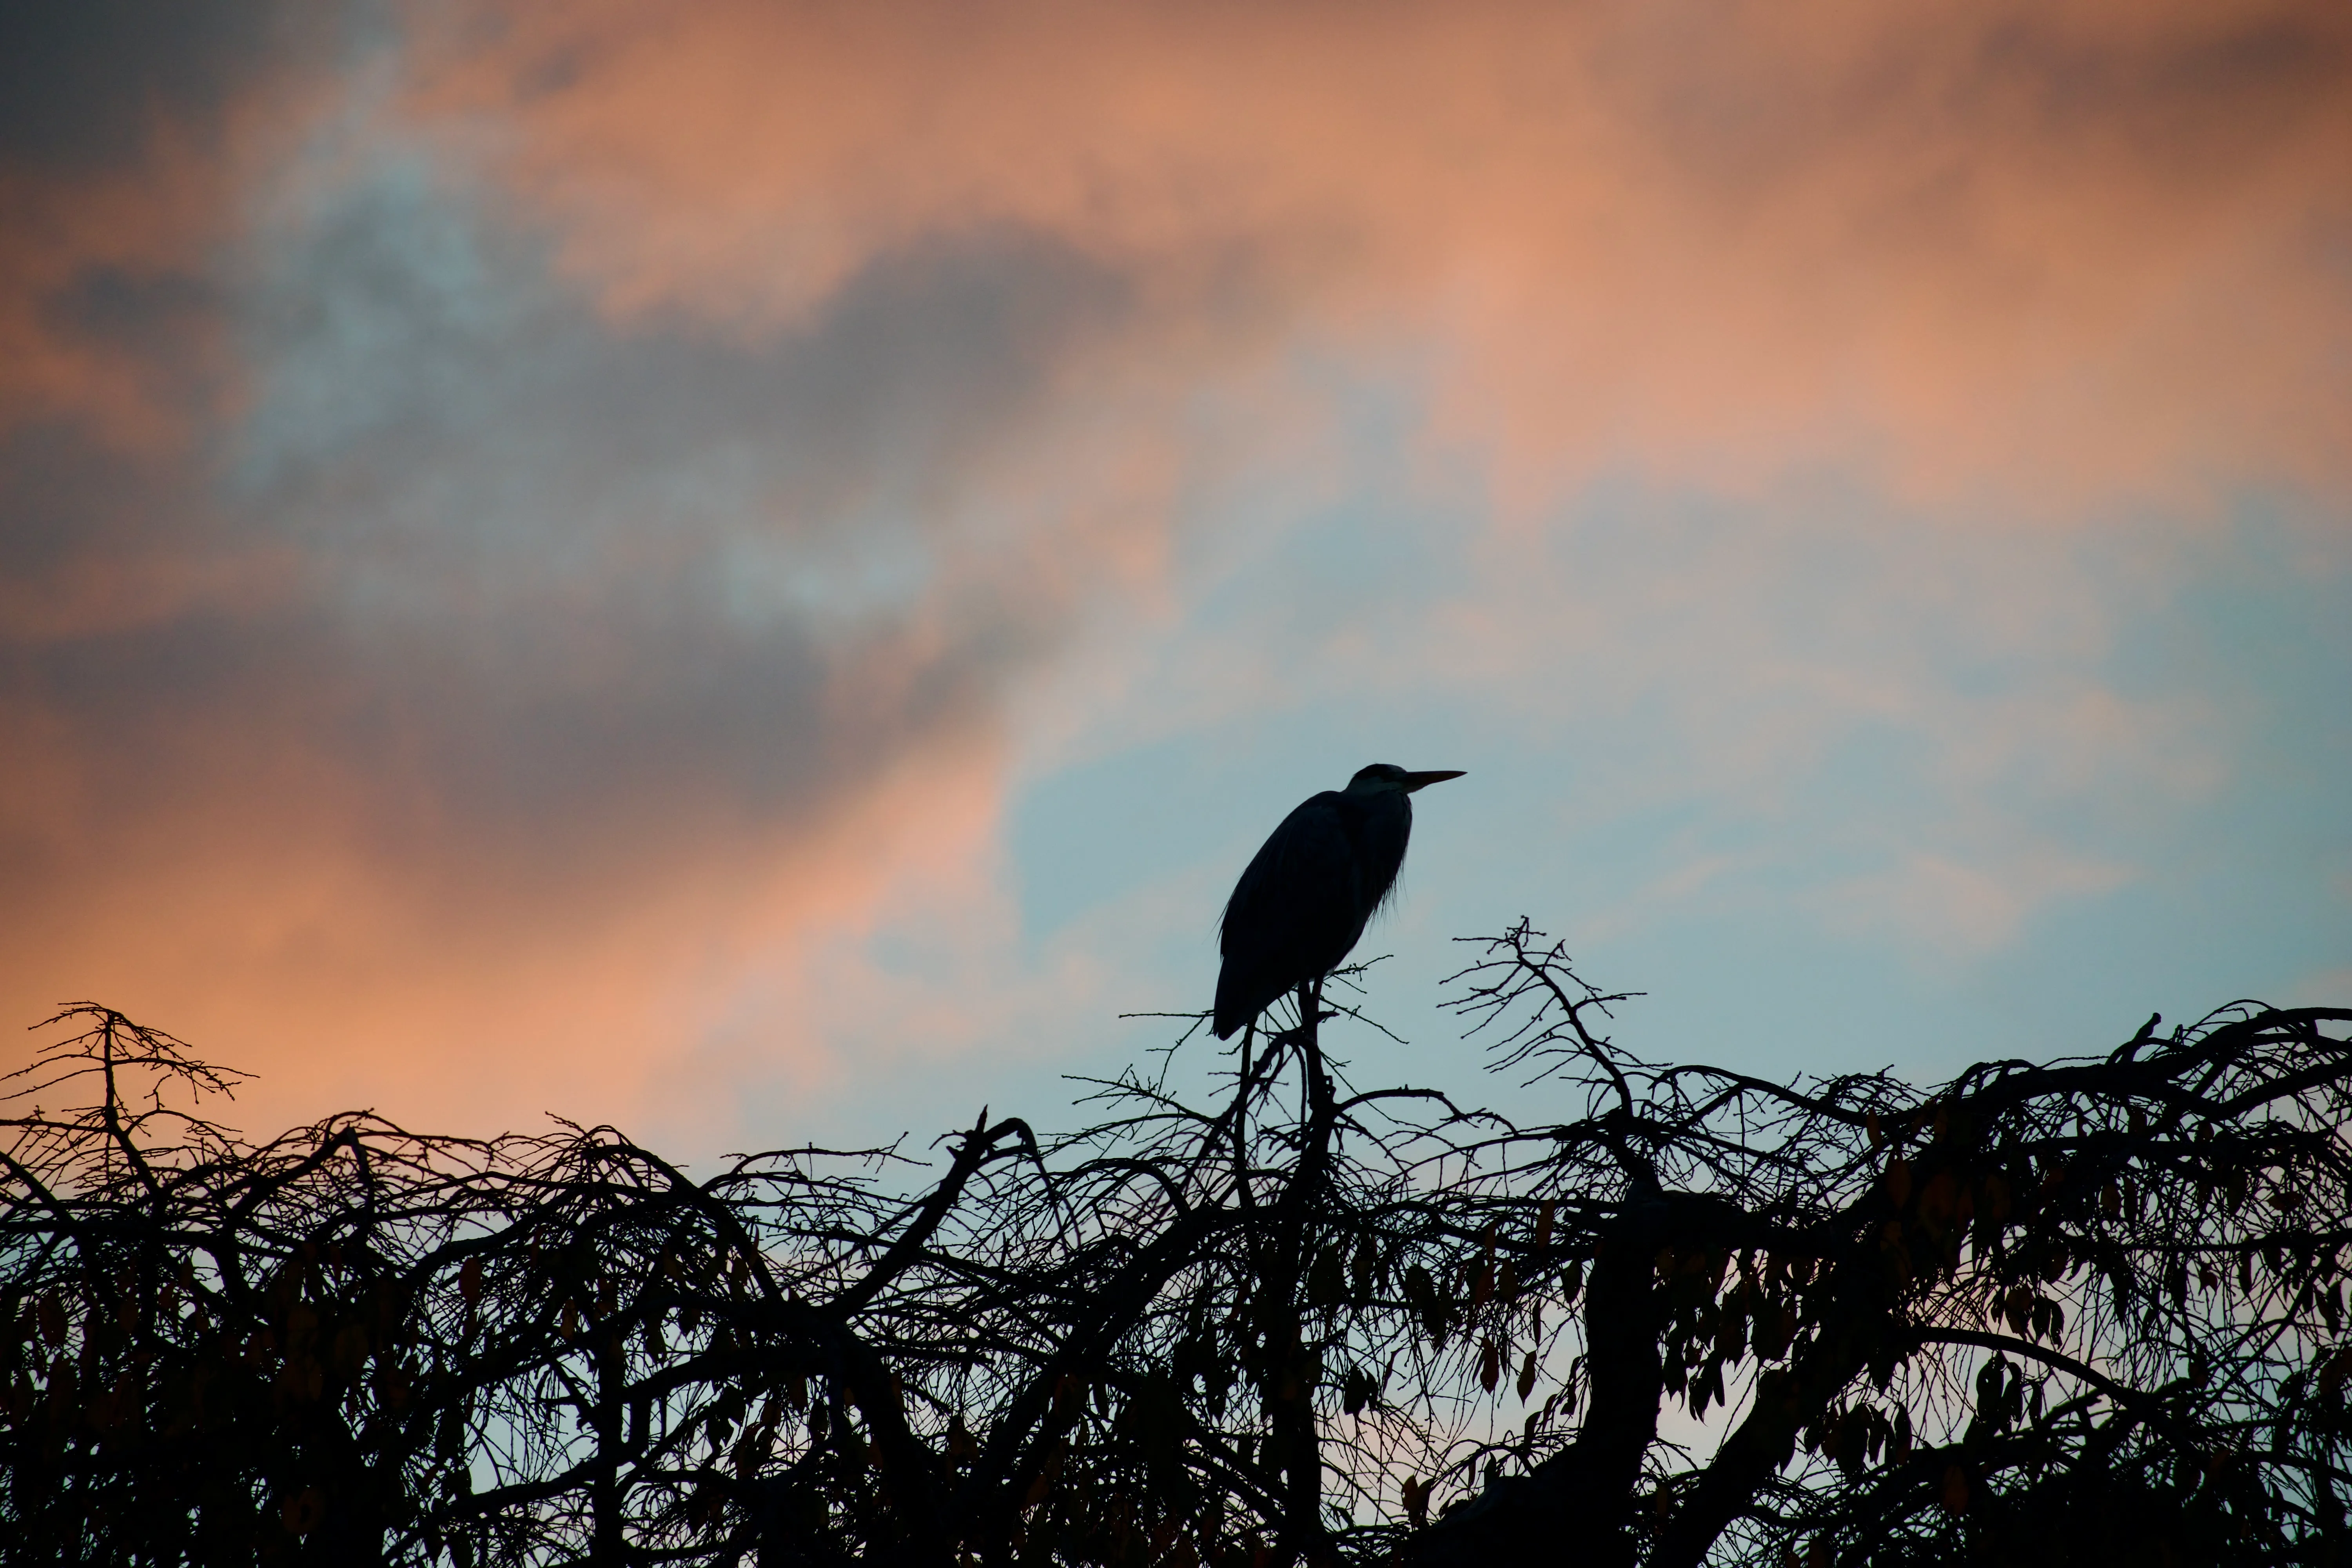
[1306,1245,1345,1308]
[281,1486,327,1537]
[1403,1264,1433,1308]
[1885,1160,1913,1208]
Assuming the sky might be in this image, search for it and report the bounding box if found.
[2,0,2347,1163]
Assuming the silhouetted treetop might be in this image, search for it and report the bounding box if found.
[4,922,2347,1566]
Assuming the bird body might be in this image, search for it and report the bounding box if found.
[1212,763,1464,1039]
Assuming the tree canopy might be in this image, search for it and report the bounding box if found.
[5,922,2349,1566]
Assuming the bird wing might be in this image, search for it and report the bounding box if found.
[1214,792,1364,1036]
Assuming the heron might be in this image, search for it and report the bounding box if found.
[1212,763,1466,1039]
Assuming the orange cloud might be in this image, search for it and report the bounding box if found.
[4,694,1015,1144]
[409,0,2352,511]
[0,158,220,453]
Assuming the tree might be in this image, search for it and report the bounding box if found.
[3,920,2348,1566]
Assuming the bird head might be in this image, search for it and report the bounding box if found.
[1346,763,1466,795]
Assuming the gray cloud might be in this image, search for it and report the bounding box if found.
[3,124,1144,926]
[0,0,294,171]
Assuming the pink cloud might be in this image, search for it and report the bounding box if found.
[4,706,1017,1142]
[410,0,2352,511]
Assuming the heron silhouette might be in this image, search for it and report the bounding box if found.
[1212,763,1465,1039]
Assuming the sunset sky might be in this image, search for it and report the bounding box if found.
[4,0,2347,1160]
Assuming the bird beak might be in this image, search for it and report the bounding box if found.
[1401,769,1466,793]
